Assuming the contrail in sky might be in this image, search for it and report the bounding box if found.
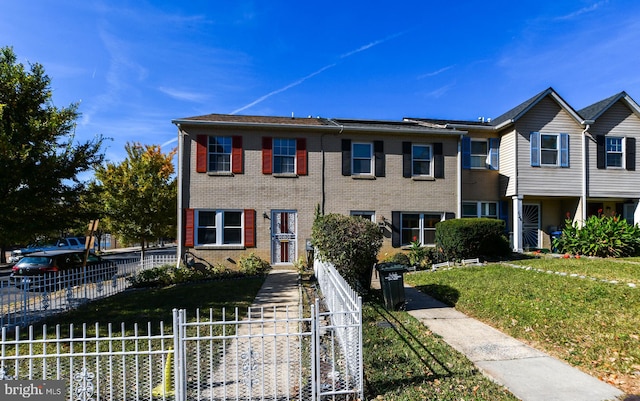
[230,30,408,115]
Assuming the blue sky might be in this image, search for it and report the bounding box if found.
[2,1,640,164]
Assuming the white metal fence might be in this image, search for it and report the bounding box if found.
[0,254,177,329]
[0,259,363,400]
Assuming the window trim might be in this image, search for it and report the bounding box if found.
[208,136,232,173]
[400,212,443,246]
[411,144,433,177]
[531,132,568,167]
[605,136,625,169]
[351,142,374,176]
[272,138,297,174]
[195,209,244,247]
[462,201,498,218]
[350,211,375,222]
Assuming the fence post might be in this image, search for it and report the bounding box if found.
[172,308,185,401]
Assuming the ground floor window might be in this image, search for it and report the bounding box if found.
[350,210,375,221]
[462,202,498,218]
[196,210,243,245]
[401,213,442,246]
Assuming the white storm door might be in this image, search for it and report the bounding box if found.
[271,211,297,264]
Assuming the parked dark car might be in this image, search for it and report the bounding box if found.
[10,250,117,291]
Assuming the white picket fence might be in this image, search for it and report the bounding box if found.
[0,254,177,329]
[0,260,364,400]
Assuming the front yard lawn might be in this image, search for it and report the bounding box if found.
[405,259,640,396]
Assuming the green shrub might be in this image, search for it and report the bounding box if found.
[554,213,640,257]
[128,263,236,287]
[435,218,511,261]
[312,213,383,294]
[238,253,271,275]
[383,252,410,266]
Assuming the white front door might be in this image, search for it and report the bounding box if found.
[522,204,540,250]
[271,211,297,264]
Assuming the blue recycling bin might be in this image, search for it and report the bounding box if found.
[550,231,563,252]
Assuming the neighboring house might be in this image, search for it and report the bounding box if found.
[173,87,640,266]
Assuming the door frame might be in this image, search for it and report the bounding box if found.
[270,210,298,265]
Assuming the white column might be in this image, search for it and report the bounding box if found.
[512,195,523,252]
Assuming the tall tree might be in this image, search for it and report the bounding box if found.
[94,143,177,257]
[0,46,104,262]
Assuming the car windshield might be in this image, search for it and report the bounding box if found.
[16,257,52,266]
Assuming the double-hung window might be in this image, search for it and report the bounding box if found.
[606,137,624,168]
[401,213,442,246]
[462,202,498,218]
[196,210,242,246]
[273,138,296,174]
[540,134,559,165]
[530,132,569,167]
[470,140,488,168]
[208,136,232,172]
[352,142,373,175]
[412,145,432,176]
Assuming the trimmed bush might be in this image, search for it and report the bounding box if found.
[554,213,640,257]
[238,253,272,275]
[312,213,383,294]
[435,218,511,261]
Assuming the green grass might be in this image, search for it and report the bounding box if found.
[362,299,518,400]
[39,276,266,336]
[509,256,640,284]
[405,262,640,395]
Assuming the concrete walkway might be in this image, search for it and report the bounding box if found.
[260,270,626,400]
[403,285,625,401]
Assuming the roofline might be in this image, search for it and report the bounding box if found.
[172,117,465,136]
[586,92,640,121]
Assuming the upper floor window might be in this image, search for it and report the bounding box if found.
[196,210,242,246]
[530,132,569,167]
[596,135,636,171]
[342,139,385,177]
[196,135,243,174]
[273,138,296,174]
[462,137,499,170]
[462,202,498,218]
[208,136,232,172]
[606,137,624,168]
[412,145,432,176]
[352,142,373,175]
[262,137,307,175]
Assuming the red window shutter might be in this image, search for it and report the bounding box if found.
[232,136,243,174]
[262,137,272,174]
[184,208,195,247]
[296,138,307,175]
[244,209,256,247]
[196,135,207,173]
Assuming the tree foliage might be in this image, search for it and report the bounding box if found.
[94,143,177,251]
[0,46,104,260]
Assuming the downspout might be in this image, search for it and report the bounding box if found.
[457,134,463,219]
[581,124,590,226]
[325,120,344,215]
[175,124,184,268]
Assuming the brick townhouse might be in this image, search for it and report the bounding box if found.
[173,87,640,267]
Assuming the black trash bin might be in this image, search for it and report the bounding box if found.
[375,263,407,310]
